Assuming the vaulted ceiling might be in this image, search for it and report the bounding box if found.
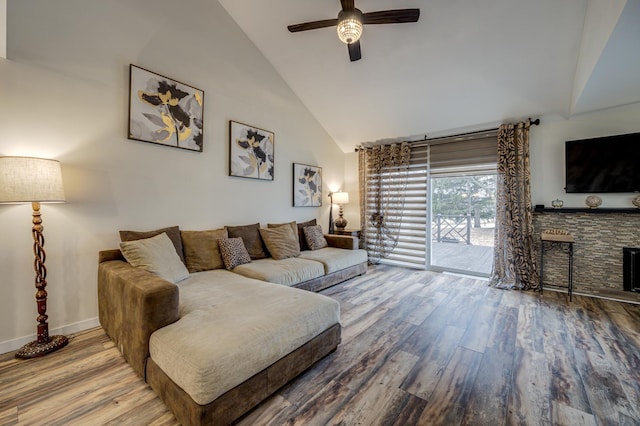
[220,0,640,152]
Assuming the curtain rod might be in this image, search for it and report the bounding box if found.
[355,118,540,151]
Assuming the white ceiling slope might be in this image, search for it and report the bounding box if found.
[218,0,640,152]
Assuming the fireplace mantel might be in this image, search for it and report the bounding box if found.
[534,207,640,214]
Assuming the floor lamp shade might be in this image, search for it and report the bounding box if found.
[0,157,66,203]
[0,156,68,358]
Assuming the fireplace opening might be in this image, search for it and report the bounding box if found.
[623,247,640,292]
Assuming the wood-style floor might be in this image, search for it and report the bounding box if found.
[1,265,640,425]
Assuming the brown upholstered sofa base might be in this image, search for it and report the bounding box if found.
[292,262,367,292]
[146,323,341,426]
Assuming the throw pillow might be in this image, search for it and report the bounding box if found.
[119,232,190,284]
[303,225,328,251]
[267,221,298,235]
[296,219,317,251]
[218,237,252,270]
[268,221,300,250]
[119,226,185,264]
[225,223,268,260]
[180,229,228,272]
[259,226,301,260]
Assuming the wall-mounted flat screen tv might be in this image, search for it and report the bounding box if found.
[565,132,640,193]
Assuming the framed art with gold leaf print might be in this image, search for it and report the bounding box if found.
[229,120,275,181]
[293,163,322,207]
[128,65,204,152]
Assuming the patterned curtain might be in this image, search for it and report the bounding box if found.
[358,142,411,264]
[490,122,540,290]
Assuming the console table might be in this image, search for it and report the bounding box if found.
[540,231,575,301]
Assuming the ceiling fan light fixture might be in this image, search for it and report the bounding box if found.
[337,11,363,44]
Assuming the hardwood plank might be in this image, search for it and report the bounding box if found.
[0,406,17,426]
[417,347,483,424]
[400,325,466,399]
[539,295,592,414]
[486,305,519,354]
[459,304,498,353]
[574,348,636,425]
[508,347,552,425]
[551,401,597,426]
[460,347,513,425]
[329,350,419,425]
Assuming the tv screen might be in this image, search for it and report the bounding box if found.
[565,132,640,193]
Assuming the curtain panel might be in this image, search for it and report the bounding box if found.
[490,122,539,290]
[358,142,411,264]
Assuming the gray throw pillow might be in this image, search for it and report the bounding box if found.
[225,223,268,260]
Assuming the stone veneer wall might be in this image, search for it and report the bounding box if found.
[533,212,640,302]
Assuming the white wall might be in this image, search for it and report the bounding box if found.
[530,103,640,208]
[0,0,345,352]
[0,0,5,58]
[342,104,640,232]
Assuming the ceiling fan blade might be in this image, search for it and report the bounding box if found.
[348,40,362,62]
[363,9,420,25]
[341,0,355,11]
[288,18,339,33]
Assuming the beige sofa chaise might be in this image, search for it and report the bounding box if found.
[97,222,367,425]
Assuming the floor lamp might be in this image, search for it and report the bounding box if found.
[0,156,69,358]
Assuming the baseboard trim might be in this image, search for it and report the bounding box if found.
[0,317,100,355]
[544,286,640,305]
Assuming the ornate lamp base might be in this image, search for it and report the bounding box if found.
[15,335,68,359]
[334,216,348,230]
[334,204,348,230]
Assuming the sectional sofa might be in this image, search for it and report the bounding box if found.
[97,221,367,425]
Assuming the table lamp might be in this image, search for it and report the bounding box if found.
[0,156,68,358]
[331,191,349,231]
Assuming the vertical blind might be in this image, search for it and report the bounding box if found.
[377,135,497,269]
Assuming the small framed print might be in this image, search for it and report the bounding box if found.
[128,65,204,152]
[293,163,322,207]
[229,121,275,181]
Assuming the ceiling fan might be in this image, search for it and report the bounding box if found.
[287,0,420,62]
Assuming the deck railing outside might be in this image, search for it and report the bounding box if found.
[432,214,472,245]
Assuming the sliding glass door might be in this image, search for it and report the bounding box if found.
[379,133,498,277]
[429,172,496,276]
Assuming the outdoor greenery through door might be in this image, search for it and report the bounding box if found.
[430,173,496,276]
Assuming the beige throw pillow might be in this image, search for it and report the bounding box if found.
[180,229,228,272]
[218,238,252,270]
[259,225,301,260]
[303,225,328,251]
[119,225,185,264]
[120,232,190,283]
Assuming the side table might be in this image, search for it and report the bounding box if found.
[332,229,361,238]
[540,229,575,301]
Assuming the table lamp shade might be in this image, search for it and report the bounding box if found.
[0,157,66,203]
[332,191,349,205]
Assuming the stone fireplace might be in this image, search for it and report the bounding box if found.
[533,209,640,302]
[623,247,640,292]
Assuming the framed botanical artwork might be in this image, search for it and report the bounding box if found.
[128,65,204,152]
[229,121,275,181]
[293,163,322,207]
